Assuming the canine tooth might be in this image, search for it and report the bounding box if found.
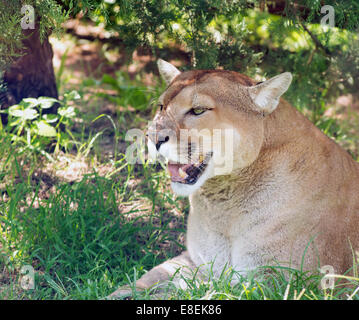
[179,168,188,179]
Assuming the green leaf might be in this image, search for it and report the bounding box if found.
[38,97,59,109]
[58,106,76,118]
[8,105,23,117]
[36,121,57,137]
[102,74,118,88]
[22,98,40,108]
[23,108,39,120]
[43,114,59,123]
[8,105,38,120]
[64,90,80,101]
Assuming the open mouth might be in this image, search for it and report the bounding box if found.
[167,152,213,185]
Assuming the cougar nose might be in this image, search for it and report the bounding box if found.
[156,135,169,151]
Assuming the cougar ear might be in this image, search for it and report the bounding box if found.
[248,72,292,114]
[157,59,181,85]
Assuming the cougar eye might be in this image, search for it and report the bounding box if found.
[190,107,207,116]
[158,104,164,111]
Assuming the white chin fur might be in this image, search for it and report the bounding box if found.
[170,159,214,196]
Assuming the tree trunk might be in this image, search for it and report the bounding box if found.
[0,24,58,122]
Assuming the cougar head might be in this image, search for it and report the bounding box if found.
[148,59,292,196]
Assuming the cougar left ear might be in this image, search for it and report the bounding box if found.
[248,72,292,114]
[157,59,181,85]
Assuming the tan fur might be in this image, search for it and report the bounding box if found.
[109,61,359,299]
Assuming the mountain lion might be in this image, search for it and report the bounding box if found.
[109,59,359,298]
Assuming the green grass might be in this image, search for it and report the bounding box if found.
[0,153,187,299]
[0,63,359,300]
[1,163,358,300]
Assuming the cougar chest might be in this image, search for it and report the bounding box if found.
[186,167,292,274]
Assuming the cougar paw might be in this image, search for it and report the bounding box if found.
[106,285,139,300]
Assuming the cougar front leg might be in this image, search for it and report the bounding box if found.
[108,251,197,299]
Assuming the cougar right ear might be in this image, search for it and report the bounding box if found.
[157,59,181,85]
